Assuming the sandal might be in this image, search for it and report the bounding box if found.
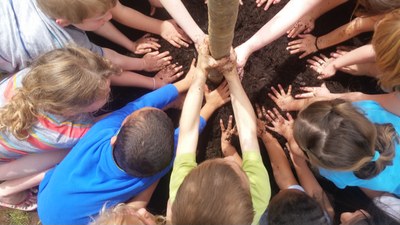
[0,190,37,211]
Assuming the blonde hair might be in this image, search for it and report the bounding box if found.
[172,159,254,225]
[90,203,166,225]
[372,9,400,92]
[0,46,121,140]
[356,0,400,16]
[293,99,396,179]
[37,0,117,23]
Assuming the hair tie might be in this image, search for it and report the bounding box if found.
[371,151,380,162]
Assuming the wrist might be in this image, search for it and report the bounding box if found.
[314,36,320,52]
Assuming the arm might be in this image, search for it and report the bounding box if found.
[222,56,259,152]
[126,180,159,209]
[111,1,191,48]
[235,0,334,68]
[316,14,383,50]
[255,105,298,189]
[93,21,136,53]
[159,0,206,45]
[287,14,381,58]
[102,48,171,72]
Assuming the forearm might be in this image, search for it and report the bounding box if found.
[176,70,207,155]
[159,0,205,44]
[317,16,377,50]
[126,180,159,209]
[103,48,144,71]
[224,70,259,152]
[0,150,68,181]
[310,0,347,19]
[261,135,298,189]
[241,0,321,53]
[110,71,154,89]
[332,44,376,69]
[94,22,134,51]
[112,2,164,35]
[200,103,217,121]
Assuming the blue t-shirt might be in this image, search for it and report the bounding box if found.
[319,100,400,196]
[38,84,206,225]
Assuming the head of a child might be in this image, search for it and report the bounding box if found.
[37,0,117,31]
[356,0,400,16]
[265,189,330,225]
[90,203,166,225]
[0,46,119,140]
[171,158,254,225]
[112,108,174,177]
[372,9,400,92]
[293,99,396,179]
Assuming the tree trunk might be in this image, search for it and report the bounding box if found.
[207,0,239,83]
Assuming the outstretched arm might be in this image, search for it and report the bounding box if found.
[111,1,191,48]
[221,57,259,152]
[159,0,206,46]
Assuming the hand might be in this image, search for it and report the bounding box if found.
[204,80,231,109]
[287,15,315,38]
[287,34,317,59]
[196,38,218,72]
[307,54,336,79]
[142,51,172,72]
[295,83,331,99]
[234,43,250,77]
[131,34,160,55]
[255,104,273,140]
[220,115,238,156]
[160,20,192,48]
[264,108,294,140]
[268,84,296,111]
[154,63,184,88]
[215,48,238,78]
[256,0,281,11]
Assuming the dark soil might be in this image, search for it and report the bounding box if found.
[88,0,388,224]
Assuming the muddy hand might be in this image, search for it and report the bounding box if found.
[143,51,172,72]
[154,63,184,88]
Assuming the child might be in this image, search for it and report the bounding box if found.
[89,81,230,225]
[169,42,270,224]
[0,0,176,90]
[0,46,118,211]
[36,55,228,224]
[293,99,400,220]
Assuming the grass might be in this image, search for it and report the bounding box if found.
[0,208,40,225]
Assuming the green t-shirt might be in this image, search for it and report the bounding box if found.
[169,151,271,224]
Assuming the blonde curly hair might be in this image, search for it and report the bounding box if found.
[0,46,121,140]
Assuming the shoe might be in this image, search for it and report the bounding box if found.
[0,190,37,211]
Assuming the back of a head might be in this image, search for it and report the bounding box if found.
[36,0,117,23]
[372,9,400,92]
[172,159,254,225]
[90,204,145,225]
[266,189,331,225]
[0,46,119,140]
[293,99,396,179]
[113,108,174,177]
[356,0,400,16]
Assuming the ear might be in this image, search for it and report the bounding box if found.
[110,136,117,146]
[55,19,71,27]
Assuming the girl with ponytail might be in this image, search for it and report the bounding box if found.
[0,46,120,211]
[293,99,399,202]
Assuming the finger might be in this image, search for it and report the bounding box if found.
[169,71,184,82]
[299,51,309,59]
[277,84,285,95]
[262,106,269,121]
[270,86,280,97]
[169,39,181,48]
[319,54,329,61]
[220,119,226,131]
[273,108,284,121]
[286,112,294,122]
[295,92,314,98]
[255,104,262,119]
[274,0,281,3]
[227,115,233,130]
[288,39,302,46]
[263,0,273,11]
[156,51,170,58]
[287,85,292,95]
[311,55,323,62]
[289,49,302,55]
